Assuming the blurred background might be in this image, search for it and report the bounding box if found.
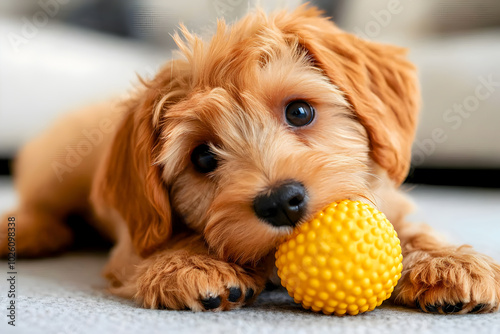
[1,0,499,187]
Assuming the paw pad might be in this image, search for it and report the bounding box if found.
[417,300,472,314]
[471,304,486,313]
[228,287,242,302]
[201,296,221,310]
[244,288,255,301]
[442,303,463,314]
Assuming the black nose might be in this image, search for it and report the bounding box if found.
[253,181,308,227]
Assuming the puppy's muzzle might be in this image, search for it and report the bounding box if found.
[253,181,308,227]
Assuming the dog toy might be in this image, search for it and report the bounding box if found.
[275,200,402,316]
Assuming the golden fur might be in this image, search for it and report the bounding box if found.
[1,6,499,314]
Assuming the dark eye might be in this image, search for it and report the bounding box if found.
[191,144,218,173]
[285,100,315,127]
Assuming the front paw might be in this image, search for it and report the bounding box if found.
[394,246,500,314]
[132,252,265,311]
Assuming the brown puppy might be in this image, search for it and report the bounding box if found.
[1,6,499,314]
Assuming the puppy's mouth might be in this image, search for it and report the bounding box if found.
[252,180,308,228]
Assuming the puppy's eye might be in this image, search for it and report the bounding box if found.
[191,144,218,173]
[285,100,315,127]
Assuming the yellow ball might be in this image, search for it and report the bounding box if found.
[275,200,403,316]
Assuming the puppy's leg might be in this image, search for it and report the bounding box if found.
[109,234,269,311]
[0,124,76,257]
[1,208,72,257]
[376,183,500,314]
[1,103,120,257]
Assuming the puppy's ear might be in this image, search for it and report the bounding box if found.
[281,7,420,185]
[94,63,187,257]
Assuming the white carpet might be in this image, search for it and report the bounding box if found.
[1,177,499,334]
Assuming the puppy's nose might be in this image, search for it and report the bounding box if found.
[253,181,308,227]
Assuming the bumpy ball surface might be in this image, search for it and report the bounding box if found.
[275,200,403,316]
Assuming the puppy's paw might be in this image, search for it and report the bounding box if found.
[394,246,500,314]
[131,252,265,311]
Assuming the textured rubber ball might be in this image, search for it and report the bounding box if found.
[275,200,403,316]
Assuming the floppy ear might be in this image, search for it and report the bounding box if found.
[279,7,420,185]
[94,62,187,258]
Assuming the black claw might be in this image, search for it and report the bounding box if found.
[244,288,255,302]
[425,304,439,313]
[228,287,242,302]
[415,299,423,311]
[443,303,463,314]
[201,296,221,310]
[471,304,486,313]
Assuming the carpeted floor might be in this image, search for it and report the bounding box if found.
[1,177,499,334]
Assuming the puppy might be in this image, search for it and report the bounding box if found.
[2,6,499,313]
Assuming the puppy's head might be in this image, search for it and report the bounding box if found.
[97,6,419,264]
